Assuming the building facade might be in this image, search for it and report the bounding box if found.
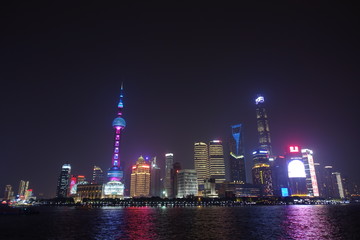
[194,142,209,190]
[177,169,198,198]
[209,140,225,184]
[92,165,105,184]
[56,164,71,198]
[150,157,161,197]
[286,146,307,196]
[229,124,246,183]
[164,153,174,198]
[130,156,151,197]
[255,95,272,156]
[301,149,319,197]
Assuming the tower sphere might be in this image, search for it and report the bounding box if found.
[112,117,126,128]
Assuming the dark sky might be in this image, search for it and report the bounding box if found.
[1,2,359,198]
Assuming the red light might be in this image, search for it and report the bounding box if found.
[289,146,299,153]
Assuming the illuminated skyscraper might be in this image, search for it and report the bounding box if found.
[194,142,209,189]
[104,84,126,198]
[130,156,151,197]
[301,149,319,197]
[209,140,225,184]
[56,164,71,198]
[255,95,272,156]
[164,153,174,198]
[252,150,273,196]
[229,124,246,183]
[92,165,104,184]
[286,146,307,196]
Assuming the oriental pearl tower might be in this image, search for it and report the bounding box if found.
[104,83,126,198]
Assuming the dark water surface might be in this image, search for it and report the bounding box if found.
[1,204,360,240]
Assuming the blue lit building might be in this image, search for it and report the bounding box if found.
[229,124,246,183]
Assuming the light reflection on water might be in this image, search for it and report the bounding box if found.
[1,205,360,240]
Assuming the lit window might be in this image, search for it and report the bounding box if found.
[115,141,119,146]
[114,148,119,153]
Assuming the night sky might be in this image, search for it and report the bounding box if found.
[1,2,359,198]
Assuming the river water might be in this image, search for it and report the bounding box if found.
[1,204,360,240]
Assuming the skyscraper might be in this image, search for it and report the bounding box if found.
[286,146,307,196]
[3,185,13,201]
[332,172,345,199]
[252,150,273,196]
[104,84,126,198]
[301,149,319,197]
[164,153,174,198]
[150,157,161,197]
[92,165,104,184]
[209,140,225,184]
[56,164,71,198]
[322,165,334,198]
[18,180,29,198]
[130,156,151,197]
[171,162,182,198]
[194,142,209,189]
[255,95,272,156]
[229,124,246,183]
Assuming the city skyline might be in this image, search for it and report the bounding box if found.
[1,2,359,197]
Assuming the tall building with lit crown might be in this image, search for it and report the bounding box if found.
[56,164,71,198]
[194,142,209,189]
[209,140,225,184]
[164,153,174,198]
[229,124,246,183]
[104,84,126,199]
[255,95,272,156]
[130,156,151,197]
[301,149,319,197]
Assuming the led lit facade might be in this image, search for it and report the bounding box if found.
[229,124,246,183]
[301,149,319,197]
[164,153,174,198]
[252,163,273,196]
[104,84,126,199]
[286,146,307,196]
[209,140,225,184]
[255,94,272,156]
[194,142,209,189]
[177,169,198,198]
[130,156,151,197]
[56,164,71,198]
